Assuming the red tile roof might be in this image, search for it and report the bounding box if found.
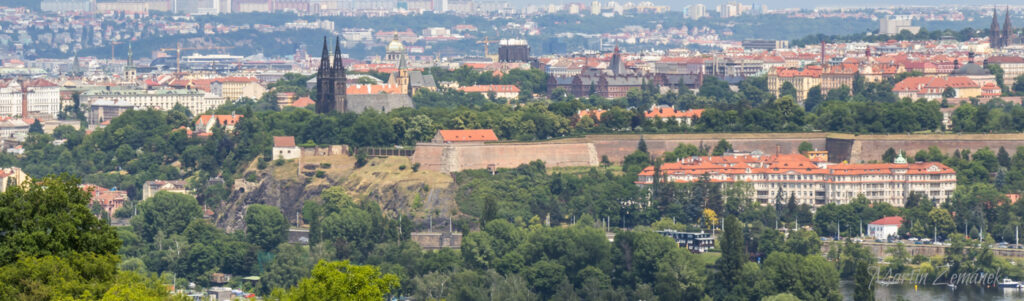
[870,216,904,226]
[437,129,498,142]
[273,136,296,148]
[197,114,243,127]
[290,97,315,107]
[644,108,704,119]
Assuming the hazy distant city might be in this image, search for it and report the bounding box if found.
[3,0,1024,300]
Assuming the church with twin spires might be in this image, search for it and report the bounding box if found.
[314,36,414,114]
[990,7,1019,49]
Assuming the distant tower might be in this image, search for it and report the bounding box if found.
[1005,7,1015,48]
[72,50,83,77]
[315,37,347,113]
[396,54,412,95]
[385,34,406,62]
[610,45,625,76]
[991,7,1003,49]
[331,37,347,112]
[124,43,136,79]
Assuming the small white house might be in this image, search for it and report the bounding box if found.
[867,216,903,240]
[272,136,300,161]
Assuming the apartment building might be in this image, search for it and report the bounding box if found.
[210,77,266,100]
[636,153,956,207]
[80,88,227,115]
[985,56,1024,91]
[766,66,822,101]
[0,79,61,118]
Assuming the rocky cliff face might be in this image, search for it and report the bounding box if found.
[216,175,334,233]
[214,156,457,233]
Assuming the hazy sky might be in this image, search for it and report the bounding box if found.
[534,0,1017,10]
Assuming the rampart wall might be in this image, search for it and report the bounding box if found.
[412,133,1024,173]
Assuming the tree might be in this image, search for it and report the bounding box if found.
[804,86,824,111]
[246,204,289,252]
[779,82,797,99]
[1014,74,1024,93]
[798,141,814,154]
[712,139,733,156]
[998,146,1011,168]
[886,243,909,274]
[701,209,718,231]
[131,191,201,242]
[282,260,400,301]
[637,137,648,154]
[0,175,120,265]
[942,87,956,99]
[882,147,897,163]
[717,216,745,286]
[262,244,314,295]
[853,257,874,301]
[28,119,43,134]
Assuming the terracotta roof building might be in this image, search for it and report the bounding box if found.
[432,129,499,143]
[272,136,300,161]
[81,184,129,218]
[644,106,704,126]
[195,113,243,134]
[636,153,955,207]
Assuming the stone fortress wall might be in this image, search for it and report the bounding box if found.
[412,133,1024,173]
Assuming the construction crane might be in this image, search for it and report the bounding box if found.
[159,42,231,73]
[477,37,496,57]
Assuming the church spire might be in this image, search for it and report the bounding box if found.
[127,42,133,67]
[1006,6,1014,47]
[333,36,344,71]
[992,6,1003,49]
[319,36,330,72]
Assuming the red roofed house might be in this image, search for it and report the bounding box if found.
[892,76,981,100]
[432,129,499,143]
[644,106,704,126]
[273,136,300,160]
[578,109,606,122]
[81,184,129,218]
[868,216,903,240]
[457,85,521,101]
[195,113,243,134]
[290,97,315,108]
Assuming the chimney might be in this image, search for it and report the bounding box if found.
[820,41,826,65]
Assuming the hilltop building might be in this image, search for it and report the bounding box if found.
[316,37,413,113]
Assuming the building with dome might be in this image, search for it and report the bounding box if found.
[950,56,996,87]
[385,34,407,63]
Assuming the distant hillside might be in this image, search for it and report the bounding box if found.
[3,0,39,10]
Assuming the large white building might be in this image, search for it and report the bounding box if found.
[636,153,957,207]
[80,88,227,115]
[0,79,61,119]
